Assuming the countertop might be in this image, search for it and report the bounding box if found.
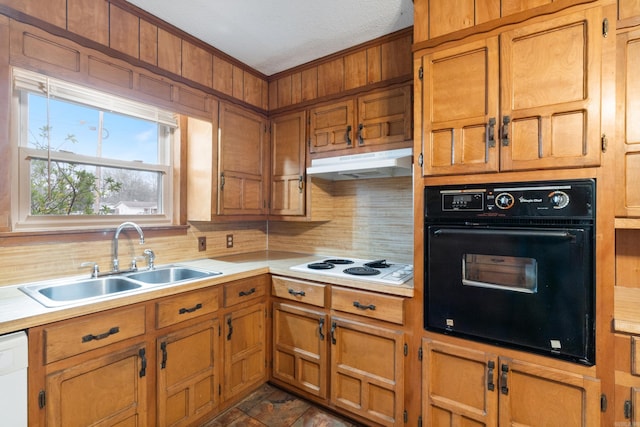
[0,251,414,335]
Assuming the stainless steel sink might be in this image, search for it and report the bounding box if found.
[21,277,142,307]
[125,266,220,284]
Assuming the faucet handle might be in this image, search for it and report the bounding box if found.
[131,256,145,271]
[80,262,100,278]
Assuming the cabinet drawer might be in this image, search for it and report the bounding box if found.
[156,287,220,329]
[272,276,326,307]
[44,305,146,363]
[224,275,268,307]
[331,287,404,325]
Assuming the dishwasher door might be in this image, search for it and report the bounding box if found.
[0,331,28,427]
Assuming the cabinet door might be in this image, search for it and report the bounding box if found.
[329,316,404,427]
[308,99,355,154]
[616,28,640,217]
[270,111,306,216]
[45,343,148,427]
[420,37,500,176]
[223,303,267,400]
[218,102,267,215]
[272,302,328,399]
[500,7,602,171]
[498,357,601,427]
[422,339,498,427]
[356,85,412,149]
[157,320,220,427]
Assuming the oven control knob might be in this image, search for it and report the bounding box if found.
[549,191,570,209]
[495,192,515,209]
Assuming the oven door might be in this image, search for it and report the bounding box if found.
[425,225,594,365]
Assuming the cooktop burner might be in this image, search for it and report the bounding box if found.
[290,257,413,285]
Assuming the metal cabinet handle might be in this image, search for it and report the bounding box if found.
[139,348,147,378]
[353,301,376,311]
[500,363,509,395]
[82,326,119,343]
[288,288,306,297]
[227,317,233,340]
[357,123,364,145]
[220,173,225,190]
[239,288,256,297]
[298,175,304,193]
[330,321,337,344]
[179,303,203,314]
[345,125,352,145]
[487,360,495,391]
[501,116,511,146]
[160,342,167,369]
[318,318,325,340]
[486,117,496,148]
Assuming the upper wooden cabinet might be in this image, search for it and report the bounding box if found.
[270,111,306,216]
[218,102,269,216]
[309,84,412,156]
[414,0,597,43]
[417,6,604,176]
[616,27,640,218]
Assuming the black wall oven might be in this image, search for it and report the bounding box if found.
[424,179,595,365]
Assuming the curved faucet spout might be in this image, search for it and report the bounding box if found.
[113,222,145,271]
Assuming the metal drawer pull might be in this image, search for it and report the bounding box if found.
[288,288,306,297]
[239,287,256,297]
[330,321,337,344]
[353,301,376,311]
[160,342,168,369]
[345,125,352,145]
[487,360,495,391]
[139,348,147,378]
[500,364,509,395]
[318,318,325,340]
[179,303,203,314]
[82,326,120,343]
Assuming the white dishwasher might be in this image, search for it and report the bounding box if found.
[0,331,28,427]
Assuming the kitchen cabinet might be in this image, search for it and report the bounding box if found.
[222,276,268,401]
[308,84,412,156]
[416,6,603,176]
[270,111,306,216]
[155,287,221,427]
[616,26,640,218]
[422,338,601,427]
[28,305,149,427]
[613,334,640,426]
[218,102,269,216]
[414,0,597,43]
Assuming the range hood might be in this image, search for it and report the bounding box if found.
[306,148,413,180]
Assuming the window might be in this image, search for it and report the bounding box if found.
[12,68,178,230]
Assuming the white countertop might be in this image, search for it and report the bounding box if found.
[0,251,414,335]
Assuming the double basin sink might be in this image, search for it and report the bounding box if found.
[20,265,222,307]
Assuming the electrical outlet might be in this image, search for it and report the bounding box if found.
[226,234,234,248]
[198,236,206,252]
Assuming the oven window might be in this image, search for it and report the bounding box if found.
[462,254,537,293]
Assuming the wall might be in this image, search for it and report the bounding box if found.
[268,176,413,264]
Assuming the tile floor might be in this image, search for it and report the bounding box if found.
[202,383,365,427]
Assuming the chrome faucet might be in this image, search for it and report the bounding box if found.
[112,222,145,271]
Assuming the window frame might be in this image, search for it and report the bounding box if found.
[11,68,178,231]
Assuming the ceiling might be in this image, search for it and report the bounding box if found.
[126,0,414,76]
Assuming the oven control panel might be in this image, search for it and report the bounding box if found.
[426,179,595,220]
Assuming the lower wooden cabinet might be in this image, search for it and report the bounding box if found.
[223,302,267,401]
[45,342,148,427]
[422,338,601,427]
[272,301,328,399]
[157,319,220,427]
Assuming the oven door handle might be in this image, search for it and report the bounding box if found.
[432,228,576,240]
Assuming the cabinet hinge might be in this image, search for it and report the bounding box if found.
[404,343,408,356]
[601,393,608,412]
[418,153,424,167]
[601,134,608,153]
[404,410,408,423]
[418,66,424,80]
[602,18,609,38]
[418,346,423,361]
[38,390,46,409]
[418,415,423,427]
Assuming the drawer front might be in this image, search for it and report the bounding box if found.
[156,287,220,329]
[224,275,268,307]
[331,287,404,325]
[44,305,146,363]
[272,276,326,307]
